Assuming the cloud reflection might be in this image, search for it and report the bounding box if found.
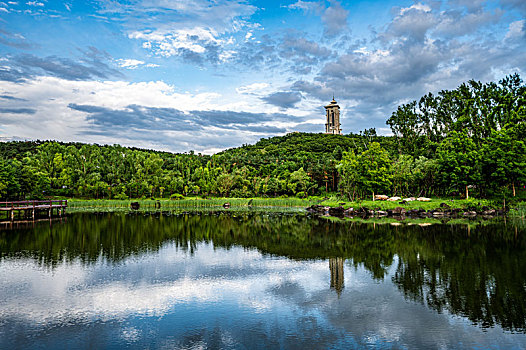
[1,243,525,349]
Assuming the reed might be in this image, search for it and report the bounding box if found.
[68,197,318,209]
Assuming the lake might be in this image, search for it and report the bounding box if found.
[1,210,525,349]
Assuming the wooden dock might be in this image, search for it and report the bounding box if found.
[0,200,67,221]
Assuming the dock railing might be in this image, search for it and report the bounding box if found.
[0,200,68,220]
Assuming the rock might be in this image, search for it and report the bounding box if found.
[463,211,477,216]
[390,222,402,226]
[387,196,402,201]
[344,208,355,216]
[376,210,388,216]
[417,197,431,202]
[439,202,450,209]
[403,197,416,202]
[392,207,406,215]
[223,202,231,209]
[432,211,444,217]
[328,206,345,215]
[357,207,369,215]
[482,209,496,215]
[374,195,389,201]
[407,209,420,216]
[307,205,326,213]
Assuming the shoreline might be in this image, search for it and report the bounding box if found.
[61,197,525,219]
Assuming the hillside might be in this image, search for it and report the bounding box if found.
[0,74,524,201]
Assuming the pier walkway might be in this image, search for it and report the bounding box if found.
[0,200,67,220]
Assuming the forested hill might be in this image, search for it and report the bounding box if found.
[216,130,392,170]
[0,74,525,200]
[0,140,175,160]
[220,131,390,156]
[0,132,380,200]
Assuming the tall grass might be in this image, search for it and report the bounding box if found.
[68,197,318,210]
[66,196,524,216]
[509,202,526,218]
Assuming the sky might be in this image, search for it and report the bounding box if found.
[0,0,524,154]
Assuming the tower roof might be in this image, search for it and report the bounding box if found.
[324,97,339,109]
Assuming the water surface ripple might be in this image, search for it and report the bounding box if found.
[1,211,525,349]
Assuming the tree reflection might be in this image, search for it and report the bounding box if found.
[1,212,525,332]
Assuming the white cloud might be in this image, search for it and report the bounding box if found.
[236,82,269,94]
[505,19,525,40]
[115,58,158,69]
[0,76,310,153]
[116,58,144,69]
[26,1,43,6]
[105,0,257,64]
[287,0,320,12]
[400,3,431,15]
[353,47,369,55]
[130,27,223,57]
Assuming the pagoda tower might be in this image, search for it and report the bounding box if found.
[324,97,342,134]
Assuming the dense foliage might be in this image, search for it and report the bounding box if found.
[0,133,390,199]
[0,74,524,200]
[342,73,526,199]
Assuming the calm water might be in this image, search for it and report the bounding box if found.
[1,211,526,349]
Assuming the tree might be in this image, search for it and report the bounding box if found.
[216,174,235,196]
[437,131,480,198]
[337,151,361,200]
[289,167,312,196]
[481,127,526,196]
[357,142,393,200]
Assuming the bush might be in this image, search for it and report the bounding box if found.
[296,191,306,198]
[170,193,185,200]
[114,192,128,200]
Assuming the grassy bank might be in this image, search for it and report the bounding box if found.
[65,196,526,217]
[67,197,318,210]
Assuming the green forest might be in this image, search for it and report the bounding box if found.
[0,74,525,201]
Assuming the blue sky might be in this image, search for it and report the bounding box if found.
[0,0,524,153]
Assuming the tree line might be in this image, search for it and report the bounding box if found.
[339,73,525,200]
[0,74,524,200]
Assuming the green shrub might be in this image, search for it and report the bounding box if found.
[114,193,128,200]
[170,193,185,200]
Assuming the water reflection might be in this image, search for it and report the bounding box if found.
[1,212,525,349]
[329,257,344,296]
